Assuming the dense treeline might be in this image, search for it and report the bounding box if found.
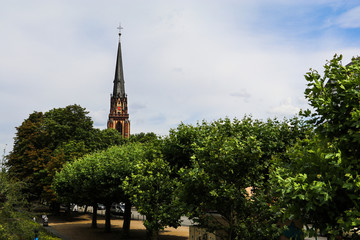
[6,105,126,208]
[5,54,360,240]
[0,168,60,239]
[52,116,310,240]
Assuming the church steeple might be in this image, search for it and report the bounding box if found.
[107,26,130,138]
[113,31,126,98]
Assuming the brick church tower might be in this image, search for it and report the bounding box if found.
[107,29,130,138]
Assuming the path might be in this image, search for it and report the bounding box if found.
[47,213,189,240]
[45,211,325,240]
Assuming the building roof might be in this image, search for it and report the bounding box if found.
[113,32,126,98]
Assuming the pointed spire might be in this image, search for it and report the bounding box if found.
[113,24,125,98]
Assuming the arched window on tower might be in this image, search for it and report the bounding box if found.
[116,122,123,135]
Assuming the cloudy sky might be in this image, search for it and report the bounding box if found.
[1,0,360,154]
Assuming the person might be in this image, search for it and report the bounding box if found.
[42,214,48,227]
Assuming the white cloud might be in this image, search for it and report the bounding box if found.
[336,6,360,28]
[1,0,360,154]
[268,98,301,117]
[230,89,251,102]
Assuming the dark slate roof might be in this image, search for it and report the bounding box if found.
[113,33,126,98]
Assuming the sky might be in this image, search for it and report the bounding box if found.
[1,0,360,155]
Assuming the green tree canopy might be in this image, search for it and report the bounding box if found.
[303,54,360,159]
[0,169,59,240]
[123,143,184,240]
[172,117,311,240]
[272,54,360,238]
[129,132,160,144]
[271,136,360,238]
[6,104,124,204]
[53,142,145,233]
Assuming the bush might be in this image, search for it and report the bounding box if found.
[0,170,60,239]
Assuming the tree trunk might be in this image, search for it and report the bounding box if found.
[146,215,159,240]
[50,201,60,214]
[91,203,98,228]
[65,203,71,216]
[105,203,111,232]
[84,205,88,213]
[122,199,132,237]
[147,229,159,240]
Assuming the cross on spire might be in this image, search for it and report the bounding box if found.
[117,23,123,35]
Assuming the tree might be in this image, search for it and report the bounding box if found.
[0,169,59,239]
[6,105,124,205]
[162,123,199,170]
[173,117,310,240]
[272,54,360,239]
[271,136,360,239]
[123,144,184,240]
[88,128,126,151]
[303,54,360,159]
[6,111,53,201]
[41,104,94,149]
[53,143,144,234]
[129,132,160,144]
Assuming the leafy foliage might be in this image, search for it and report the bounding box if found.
[54,143,143,205]
[123,144,184,240]
[303,54,360,159]
[0,170,59,240]
[162,123,199,170]
[169,117,310,240]
[273,54,360,238]
[271,136,360,238]
[6,105,124,204]
[53,142,145,232]
[129,132,160,144]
